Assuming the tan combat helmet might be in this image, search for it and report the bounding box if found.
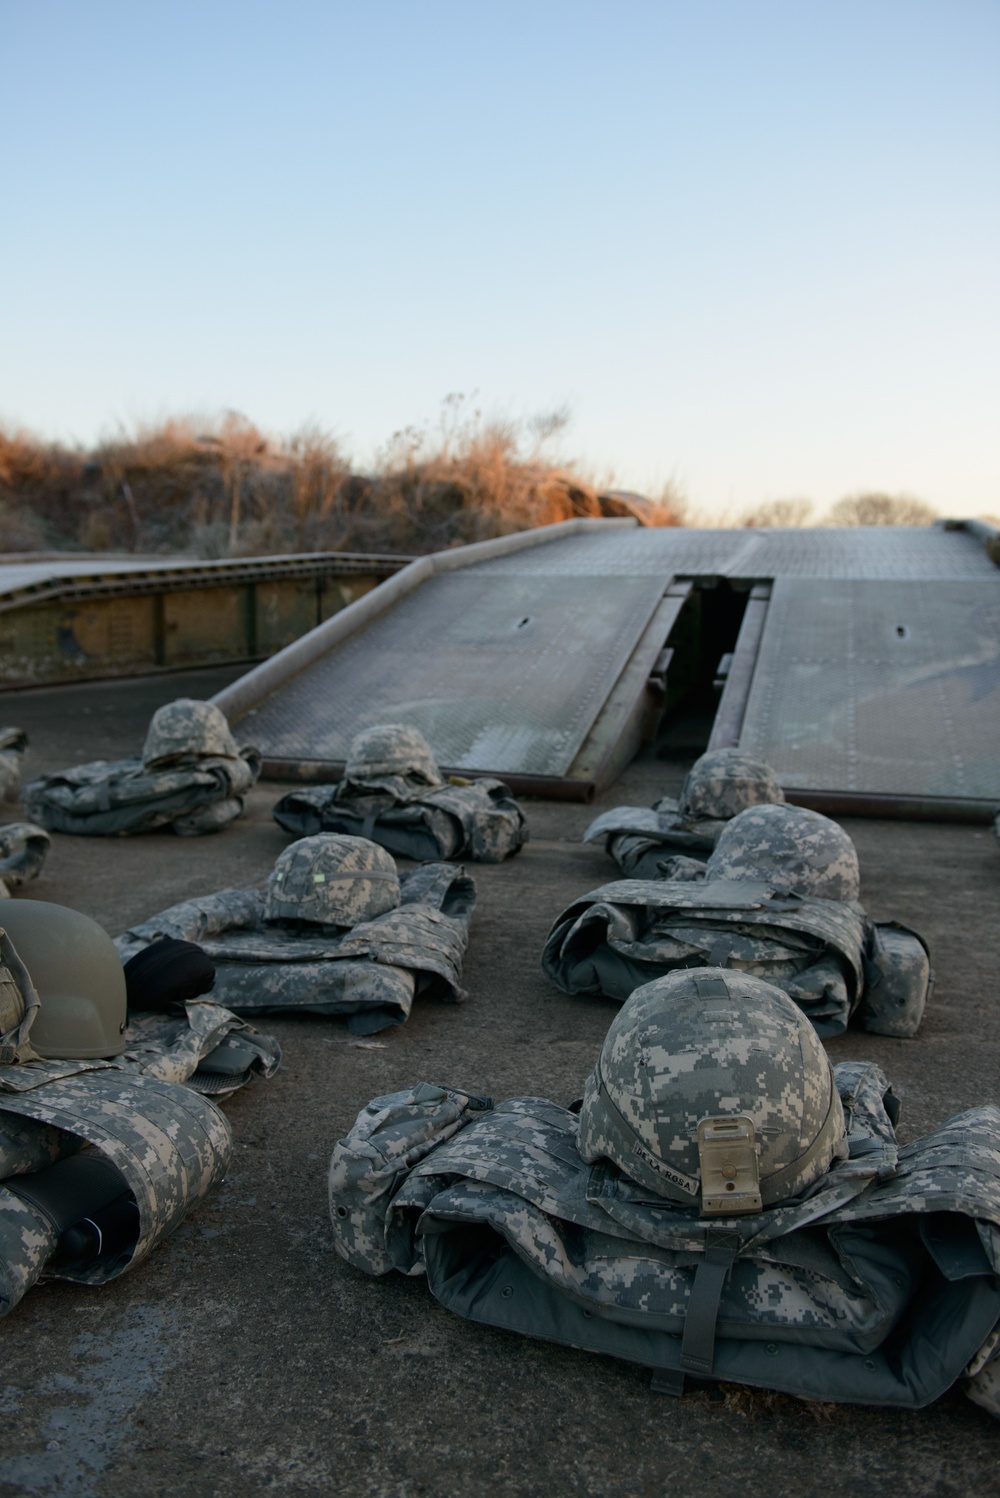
[142,699,239,768]
[677,749,785,822]
[0,900,127,1061]
[264,834,401,927]
[577,968,848,1214]
[343,724,444,793]
[705,802,861,902]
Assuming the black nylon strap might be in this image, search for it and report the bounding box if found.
[706,939,732,969]
[680,1232,739,1376]
[362,811,379,841]
[690,973,731,1001]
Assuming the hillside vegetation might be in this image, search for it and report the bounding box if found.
[0,404,945,558]
[0,406,678,558]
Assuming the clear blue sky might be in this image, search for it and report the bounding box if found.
[2,0,997,516]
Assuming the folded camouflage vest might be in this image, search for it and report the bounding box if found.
[115,862,477,1036]
[23,751,261,837]
[541,878,931,1037]
[0,1061,231,1318]
[328,1065,1000,1418]
[0,980,279,1318]
[273,777,527,863]
[0,822,50,898]
[583,799,722,879]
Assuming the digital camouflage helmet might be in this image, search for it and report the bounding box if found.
[0,899,127,1061]
[142,699,240,769]
[705,802,861,902]
[577,968,848,1213]
[677,749,785,822]
[263,834,401,927]
[344,724,444,793]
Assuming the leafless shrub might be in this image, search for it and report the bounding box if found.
[822,491,938,526]
[739,497,816,528]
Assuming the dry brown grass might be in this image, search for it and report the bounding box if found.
[0,402,681,558]
[0,406,949,555]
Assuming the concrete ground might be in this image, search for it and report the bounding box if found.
[1,667,998,1498]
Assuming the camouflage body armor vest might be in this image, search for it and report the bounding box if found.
[541,878,930,1037]
[328,1066,1000,1419]
[0,1061,232,1319]
[23,699,260,837]
[115,861,477,1036]
[0,912,279,1320]
[23,751,260,837]
[273,775,527,864]
[583,750,786,880]
[583,799,716,880]
[273,722,527,863]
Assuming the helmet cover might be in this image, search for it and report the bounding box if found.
[343,724,443,791]
[678,749,785,822]
[264,834,400,927]
[142,699,239,768]
[705,803,860,902]
[577,968,847,1212]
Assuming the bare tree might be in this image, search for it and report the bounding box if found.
[823,492,937,526]
[739,498,815,528]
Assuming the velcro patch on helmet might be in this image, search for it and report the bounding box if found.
[631,1141,699,1196]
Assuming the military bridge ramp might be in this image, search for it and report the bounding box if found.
[213,517,1000,819]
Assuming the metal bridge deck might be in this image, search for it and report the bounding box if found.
[738,578,1000,802]
[220,520,1000,812]
[468,524,996,579]
[238,562,669,778]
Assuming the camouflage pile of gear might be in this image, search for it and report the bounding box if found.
[583,749,784,879]
[0,823,50,898]
[0,1060,232,1318]
[0,730,29,803]
[544,804,930,1036]
[0,900,281,1317]
[272,723,528,863]
[328,972,1000,1418]
[23,699,260,837]
[115,833,477,1035]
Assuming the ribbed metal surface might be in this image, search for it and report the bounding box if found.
[241,569,668,776]
[470,525,996,579]
[739,578,1000,799]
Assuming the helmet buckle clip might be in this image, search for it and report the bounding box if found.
[697,1116,762,1216]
